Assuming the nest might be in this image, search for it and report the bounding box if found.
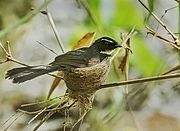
[16,57,111,131]
[64,57,110,94]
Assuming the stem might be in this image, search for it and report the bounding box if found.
[46,11,65,53]
[178,1,180,38]
[178,0,180,62]
[146,26,180,50]
[98,73,180,90]
[137,0,178,41]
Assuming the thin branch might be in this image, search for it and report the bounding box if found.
[28,108,47,124]
[44,0,65,53]
[1,111,19,127]
[98,73,180,90]
[0,42,10,57]
[146,26,180,50]
[21,96,61,107]
[18,100,63,115]
[18,109,44,115]
[178,0,180,38]
[163,6,178,15]
[137,0,178,41]
[1,41,64,80]
[162,65,180,75]
[7,41,12,57]
[3,112,24,131]
[32,99,77,131]
[70,111,87,131]
[0,41,29,66]
[33,111,55,131]
[36,41,58,55]
[111,28,135,61]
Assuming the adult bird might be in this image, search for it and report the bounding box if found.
[5,37,121,92]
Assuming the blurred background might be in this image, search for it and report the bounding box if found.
[0,0,180,130]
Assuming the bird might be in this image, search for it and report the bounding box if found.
[5,37,122,92]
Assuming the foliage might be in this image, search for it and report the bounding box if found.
[0,0,180,131]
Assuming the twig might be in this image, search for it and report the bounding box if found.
[70,111,87,131]
[178,1,180,38]
[162,65,180,75]
[154,6,178,42]
[44,0,65,53]
[137,0,178,41]
[119,30,141,131]
[1,41,64,79]
[32,99,77,131]
[111,28,135,62]
[3,112,24,131]
[98,73,180,90]
[36,41,58,55]
[18,96,77,130]
[18,109,44,115]
[7,41,12,56]
[1,111,19,127]
[0,41,9,56]
[33,111,55,131]
[21,96,61,107]
[18,100,65,115]
[0,41,29,66]
[146,26,180,50]
[64,108,72,131]
[28,108,47,124]
[163,6,178,16]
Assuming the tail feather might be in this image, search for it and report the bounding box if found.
[5,66,58,83]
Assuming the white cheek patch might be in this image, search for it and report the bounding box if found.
[100,50,114,55]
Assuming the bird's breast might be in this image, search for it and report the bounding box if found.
[63,57,110,94]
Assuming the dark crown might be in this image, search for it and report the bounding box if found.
[91,37,122,51]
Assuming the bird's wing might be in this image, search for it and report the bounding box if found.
[50,48,89,68]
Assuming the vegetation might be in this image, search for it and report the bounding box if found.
[0,0,180,131]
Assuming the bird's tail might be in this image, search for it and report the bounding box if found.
[5,65,58,83]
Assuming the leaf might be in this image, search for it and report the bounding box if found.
[118,36,132,94]
[119,38,131,74]
[117,29,134,75]
[72,32,96,49]
[47,71,63,99]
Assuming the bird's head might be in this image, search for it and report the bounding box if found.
[91,37,122,52]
